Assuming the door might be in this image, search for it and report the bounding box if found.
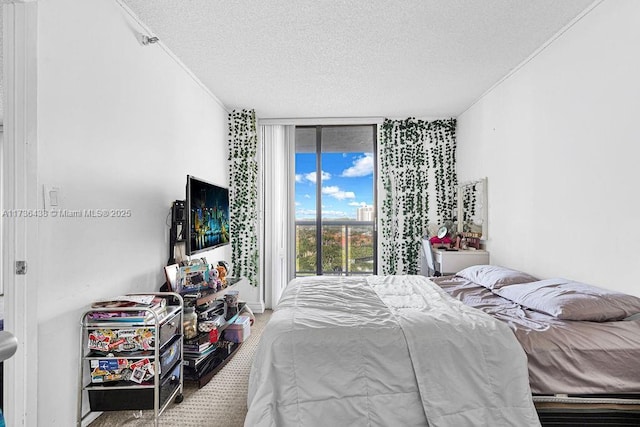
[2,3,39,426]
[294,125,377,276]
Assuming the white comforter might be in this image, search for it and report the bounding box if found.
[246,275,540,427]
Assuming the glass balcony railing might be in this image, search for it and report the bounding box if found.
[295,220,375,276]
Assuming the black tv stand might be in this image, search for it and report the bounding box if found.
[182,278,250,388]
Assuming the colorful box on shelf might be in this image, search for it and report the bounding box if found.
[88,328,155,353]
[224,315,251,343]
[88,335,181,383]
[90,357,154,384]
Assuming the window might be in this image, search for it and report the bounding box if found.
[294,125,377,276]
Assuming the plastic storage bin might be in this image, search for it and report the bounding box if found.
[224,315,251,343]
[183,306,198,340]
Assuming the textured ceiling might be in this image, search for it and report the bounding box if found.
[0,1,597,125]
[123,0,596,119]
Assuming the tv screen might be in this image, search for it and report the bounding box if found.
[186,175,230,255]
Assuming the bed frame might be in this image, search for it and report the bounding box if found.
[431,271,640,426]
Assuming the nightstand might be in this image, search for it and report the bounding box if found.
[433,248,489,275]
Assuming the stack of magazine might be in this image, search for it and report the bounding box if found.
[183,334,217,368]
[88,295,167,322]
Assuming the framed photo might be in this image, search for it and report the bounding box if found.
[175,263,210,293]
[164,264,179,292]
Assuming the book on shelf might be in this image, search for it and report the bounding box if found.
[183,341,212,354]
[182,344,218,368]
[184,331,212,346]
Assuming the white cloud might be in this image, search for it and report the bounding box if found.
[341,153,373,178]
[295,174,303,183]
[304,170,331,184]
[322,186,356,200]
[348,201,367,207]
[304,194,311,199]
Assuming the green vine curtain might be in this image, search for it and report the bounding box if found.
[228,109,259,286]
[379,118,457,275]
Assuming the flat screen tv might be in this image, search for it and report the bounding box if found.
[186,175,230,255]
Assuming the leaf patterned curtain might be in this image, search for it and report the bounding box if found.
[379,118,457,275]
[229,109,259,286]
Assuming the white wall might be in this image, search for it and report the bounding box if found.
[35,0,229,424]
[0,128,3,296]
[456,0,640,295]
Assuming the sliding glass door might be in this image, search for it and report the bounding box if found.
[294,125,377,276]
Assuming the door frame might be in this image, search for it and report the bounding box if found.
[2,2,39,426]
[294,124,379,276]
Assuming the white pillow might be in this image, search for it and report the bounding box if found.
[456,265,538,290]
[494,278,640,321]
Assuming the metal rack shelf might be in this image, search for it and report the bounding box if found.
[77,292,184,427]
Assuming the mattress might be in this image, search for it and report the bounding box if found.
[432,275,640,396]
[246,275,539,427]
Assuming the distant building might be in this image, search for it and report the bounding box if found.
[356,205,374,221]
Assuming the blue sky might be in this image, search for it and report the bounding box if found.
[295,152,374,219]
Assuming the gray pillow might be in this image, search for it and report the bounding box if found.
[456,265,538,290]
[494,278,640,321]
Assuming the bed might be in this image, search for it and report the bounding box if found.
[246,275,540,427]
[430,265,640,425]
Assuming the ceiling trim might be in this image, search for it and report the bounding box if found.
[115,0,229,113]
[259,117,385,126]
[258,116,453,126]
[460,0,605,116]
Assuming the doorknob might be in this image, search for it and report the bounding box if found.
[0,331,18,362]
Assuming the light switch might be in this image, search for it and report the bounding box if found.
[43,185,61,209]
[49,189,59,206]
